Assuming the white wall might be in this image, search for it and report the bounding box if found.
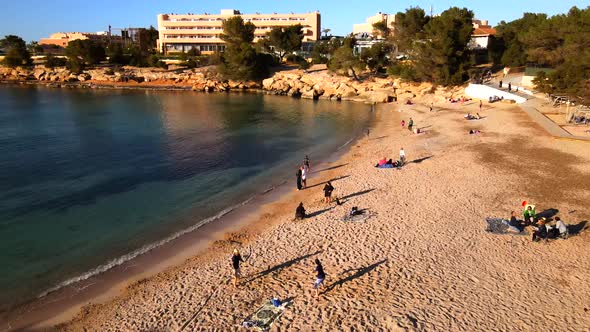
[465,84,527,104]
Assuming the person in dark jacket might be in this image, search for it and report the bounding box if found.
[323,182,334,204]
[295,202,306,220]
[313,258,326,298]
[296,167,303,190]
[232,248,245,287]
[532,219,548,242]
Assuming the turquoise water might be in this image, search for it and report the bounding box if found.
[0,86,371,311]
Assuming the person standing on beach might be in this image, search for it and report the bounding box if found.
[479,100,483,112]
[301,166,308,188]
[429,102,433,112]
[399,147,406,165]
[304,155,311,171]
[323,181,334,204]
[408,118,414,131]
[313,258,326,298]
[232,249,245,287]
[508,83,512,92]
[296,167,303,190]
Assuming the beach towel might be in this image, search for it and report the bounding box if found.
[242,299,290,331]
[484,217,525,235]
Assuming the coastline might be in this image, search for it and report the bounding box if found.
[46,96,590,331]
[0,105,376,331]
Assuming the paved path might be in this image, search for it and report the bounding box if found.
[520,99,590,141]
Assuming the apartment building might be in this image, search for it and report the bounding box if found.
[39,32,109,47]
[352,12,395,38]
[157,9,321,54]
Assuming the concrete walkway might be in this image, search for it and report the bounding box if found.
[520,99,590,141]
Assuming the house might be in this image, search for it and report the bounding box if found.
[469,20,497,49]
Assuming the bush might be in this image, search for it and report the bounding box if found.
[66,57,85,74]
[286,54,309,70]
[44,54,67,68]
[388,62,419,81]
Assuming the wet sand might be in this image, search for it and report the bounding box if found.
[9,97,590,331]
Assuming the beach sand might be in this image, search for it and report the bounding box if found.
[42,98,590,331]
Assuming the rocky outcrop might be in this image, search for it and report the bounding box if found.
[1,65,465,104]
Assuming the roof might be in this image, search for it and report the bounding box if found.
[472,27,497,36]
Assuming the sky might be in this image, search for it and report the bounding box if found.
[0,0,587,42]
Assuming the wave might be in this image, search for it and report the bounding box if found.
[337,137,354,151]
[37,195,256,299]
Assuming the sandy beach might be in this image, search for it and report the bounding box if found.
[18,95,590,331]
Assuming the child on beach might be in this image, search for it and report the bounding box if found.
[232,249,245,287]
[313,258,326,298]
[401,120,405,127]
[304,155,311,171]
[399,148,406,165]
[323,182,334,204]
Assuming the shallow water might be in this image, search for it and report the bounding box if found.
[0,86,371,311]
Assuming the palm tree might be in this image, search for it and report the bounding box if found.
[322,28,331,38]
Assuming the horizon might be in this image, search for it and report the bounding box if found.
[0,1,588,42]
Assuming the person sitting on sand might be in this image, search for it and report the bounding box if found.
[554,217,568,238]
[378,157,387,166]
[232,249,245,287]
[523,205,536,225]
[476,113,482,119]
[313,258,326,298]
[401,120,406,127]
[532,218,548,242]
[508,211,524,232]
[408,118,414,131]
[295,202,306,220]
[469,129,481,135]
[323,182,334,204]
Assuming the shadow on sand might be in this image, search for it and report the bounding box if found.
[306,175,350,189]
[323,259,387,294]
[314,164,348,173]
[248,250,324,282]
[339,189,375,201]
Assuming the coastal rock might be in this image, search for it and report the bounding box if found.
[262,78,274,90]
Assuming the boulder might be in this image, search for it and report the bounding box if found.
[262,78,274,90]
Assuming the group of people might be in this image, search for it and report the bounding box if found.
[296,155,311,190]
[375,147,407,168]
[507,204,569,241]
[465,113,482,120]
[448,96,472,104]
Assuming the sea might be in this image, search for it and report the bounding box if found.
[0,85,371,312]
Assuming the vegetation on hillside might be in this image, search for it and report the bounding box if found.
[0,35,31,67]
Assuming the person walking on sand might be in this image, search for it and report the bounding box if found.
[429,102,433,112]
[479,100,482,112]
[399,147,406,165]
[408,117,414,131]
[296,167,303,190]
[323,181,334,204]
[508,82,512,92]
[313,258,326,298]
[301,166,308,188]
[231,249,245,287]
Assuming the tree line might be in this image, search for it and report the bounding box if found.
[2,6,588,100]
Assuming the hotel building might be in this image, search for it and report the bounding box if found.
[157,9,321,54]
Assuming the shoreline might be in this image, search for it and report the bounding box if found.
[49,96,590,331]
[0,105,376,331]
